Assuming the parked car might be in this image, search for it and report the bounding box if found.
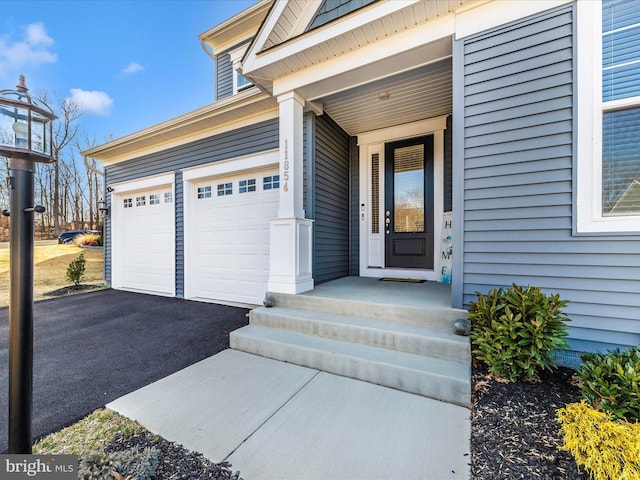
[57,230,100,245]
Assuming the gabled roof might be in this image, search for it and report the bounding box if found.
[241,0,475,93]
[199,0,272,54]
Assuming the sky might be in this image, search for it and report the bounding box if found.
[0,0,256,149]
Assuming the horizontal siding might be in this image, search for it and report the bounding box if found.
[349,137,359,275]
[216,53,233,100]
[461,4,640,354]
[313,114,351,283]
[104,119,279,287]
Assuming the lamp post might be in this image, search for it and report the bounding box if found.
[0,75,57,454]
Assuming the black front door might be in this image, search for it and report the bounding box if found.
[384,135,434,269]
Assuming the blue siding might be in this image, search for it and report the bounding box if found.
[307,0,377,31]
[459,5,640,354]
[312,114,351,283]
[104,119,279,291]
[215,52,233,100]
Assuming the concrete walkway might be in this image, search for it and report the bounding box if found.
[108,349,471,480]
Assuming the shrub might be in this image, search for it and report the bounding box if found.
[468,284,570,382]
[74,232,102,247]
[557,401,640,480]
[66,253,86,286]
[577,346,640,422]
[79,446,160,480]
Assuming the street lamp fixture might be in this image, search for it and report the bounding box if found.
[0,75,57,454]
[97,199,109,216]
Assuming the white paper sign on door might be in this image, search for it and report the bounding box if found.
[439,211,452,283]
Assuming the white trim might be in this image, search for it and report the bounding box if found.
[454,0,573,39]
[575,0,640,233]
[182,152,280,301]
[109,172,174,194]
[110,175,176,296]
[181,149,278,181]
[358,117,445,280]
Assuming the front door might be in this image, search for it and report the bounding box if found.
[384,135,434,269]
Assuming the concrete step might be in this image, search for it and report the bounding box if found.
[230,325,471,407]
[250,306,470,364]
[266,291,467,327]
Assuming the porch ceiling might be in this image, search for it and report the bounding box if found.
[319,59,452,136]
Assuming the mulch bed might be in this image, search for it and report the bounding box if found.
[43,284,105,297]
[471,359,588,479]
[105,430,242,480]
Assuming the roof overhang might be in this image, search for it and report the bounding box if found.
[83,89,277,165]
[199,0,272,54]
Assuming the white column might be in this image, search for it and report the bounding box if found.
[267,91,314,295]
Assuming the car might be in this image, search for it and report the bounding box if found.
[57,230,100,244]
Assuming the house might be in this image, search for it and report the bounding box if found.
[84,0,640,377]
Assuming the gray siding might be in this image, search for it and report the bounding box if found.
[104,118,279,293]
[307,0,377,31]
[458,5,640,353]
[215,52,233,100]
[349,136,360,276]
[311,114,351,283]
[444,115,453,212]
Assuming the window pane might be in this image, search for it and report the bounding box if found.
[371,153,379,234]
[602,107,640,215]
[602,0,640,102]
[394,144,424,233]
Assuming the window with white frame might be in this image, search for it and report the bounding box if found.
[123,198,133,208]
[239,178,256,193]
[197,186,212,199]
[217,182,232,196]
[263,175,280,190]
[164,191,173,203]
[136,195,146,207]
[149,193,160,205]
[577,0,640,232]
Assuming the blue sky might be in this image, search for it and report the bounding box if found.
[1,0,256,148]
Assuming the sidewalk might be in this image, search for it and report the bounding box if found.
[107,349,471,480]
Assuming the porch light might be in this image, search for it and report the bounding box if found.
[0,75,57,454]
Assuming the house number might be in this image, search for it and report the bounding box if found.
[283,139,289,192]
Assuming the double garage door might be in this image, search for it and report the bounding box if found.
[112,165,279,305]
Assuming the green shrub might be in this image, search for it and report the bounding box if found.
[79,446,159,480]
[66,253,86,286]
[578,346,640,422]
[468,284,570,382]
[558,401,640,480]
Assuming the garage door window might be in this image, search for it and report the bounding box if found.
[123,198,133,208]
[197,186,212,199]
[149,194,161,205]
[239,178,256,193]
[217,183,233,196]
[263,175,280,190]
[164,192,173,203]
[136,196,146,207]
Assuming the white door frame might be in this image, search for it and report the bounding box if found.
[182,150,279,301]
[109,172,176,296]
[358,116,446,281]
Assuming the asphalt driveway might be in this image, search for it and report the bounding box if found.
[0,289,250,453]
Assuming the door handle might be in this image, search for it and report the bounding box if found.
[385,212,391,234]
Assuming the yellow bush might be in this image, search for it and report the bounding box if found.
[73,232,102,246]
[557,401,640,480]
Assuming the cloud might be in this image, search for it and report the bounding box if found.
[67,88,113,116]
[123,62,143,74]
[0,22,57,75]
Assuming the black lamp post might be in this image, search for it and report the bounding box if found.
[0,75,57,454]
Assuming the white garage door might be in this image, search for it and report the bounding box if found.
[189,168,279,304]
[113,187,175,295]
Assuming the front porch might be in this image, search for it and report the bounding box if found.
[231,276,471,407]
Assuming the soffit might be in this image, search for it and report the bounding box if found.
[246,0,474,88]
[199,0,271,54]
[321,59,452,136]
[83,90,277,164]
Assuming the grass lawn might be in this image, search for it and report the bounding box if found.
[0,244,105,307]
